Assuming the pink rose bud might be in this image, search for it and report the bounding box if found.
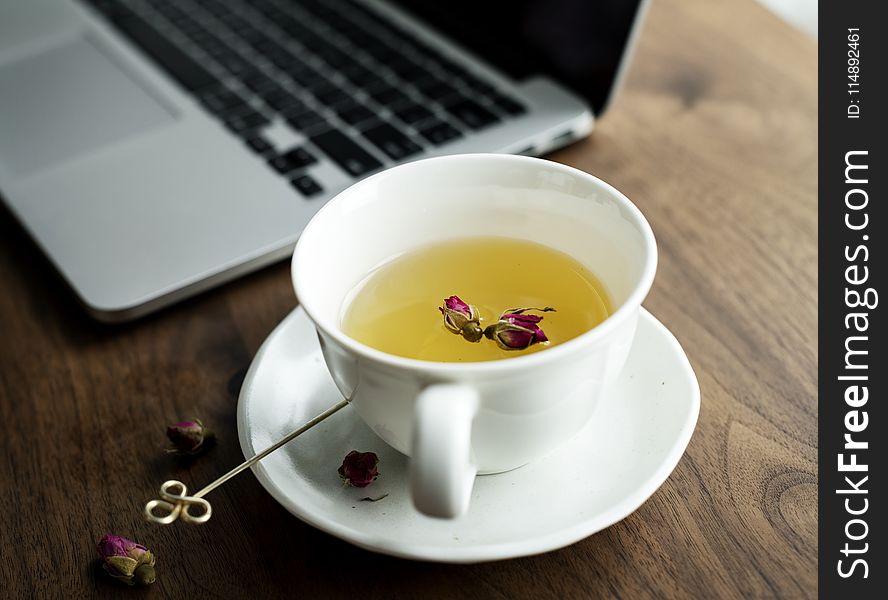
[438,295,483,342]
[338,450,379,488]
[166,419,214,455]
[484,308,554,350]
[96,534,156,586]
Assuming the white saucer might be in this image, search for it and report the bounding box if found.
[237,307,699,563]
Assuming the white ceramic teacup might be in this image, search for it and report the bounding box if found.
[291,154,656,518]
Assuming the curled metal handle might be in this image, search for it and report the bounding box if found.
[145,480,212,525]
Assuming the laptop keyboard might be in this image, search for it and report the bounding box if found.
[83,0,527,198]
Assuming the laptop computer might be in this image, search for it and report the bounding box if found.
[0,0,649,322]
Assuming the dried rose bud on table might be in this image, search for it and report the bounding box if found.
[96,534,156,586]
[166,419,214,455]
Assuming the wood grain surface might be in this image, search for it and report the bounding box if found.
[0,0,817,597]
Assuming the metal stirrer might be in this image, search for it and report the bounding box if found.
[144,398,350,525]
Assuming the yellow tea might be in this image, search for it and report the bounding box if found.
[341,236,613,362]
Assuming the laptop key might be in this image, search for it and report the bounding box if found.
[414,78,459,103]
[240,71,276,94]
[420,82,458,102]
[277,16,309,37]
[245,36,279,54]
[298,32,326,52]
[310,130,382,177]
[337,103,377,126]
[418,120,463,146]
[393,103,434,125]
[368,86,411,107]
[362,123,422,160]
[265,47,298,69]
[225,111,269,135]
[264,90,305,112]
[289,69,331,91]
[170,16,204,38]
[314,87,352,107]
[217,12,251,34]
[443,98,499,130]
[316,47,353,69]
[216,53,254,75]
[202,37,239,58]
[286,109,327,131]
[342,66,382,87]
[290,175,324,198]
[364,43,400,65]
[253,81,286,99]
[110,15,218,91]
[245,136,274,155]
[199,89,247,115]
[269,147,318,173]
[459,75,497,96]
[387,58,425,79]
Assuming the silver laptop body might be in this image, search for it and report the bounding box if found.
[0,0,648,321]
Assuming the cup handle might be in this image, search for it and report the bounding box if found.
[409,384,479,518]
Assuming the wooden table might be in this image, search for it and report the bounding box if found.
[0,0,816,597]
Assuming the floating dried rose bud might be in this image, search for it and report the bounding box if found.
[96,534,156,586]
[166,419,214,455]
[439,295,483,342]
[338,450,379,488]
[484,309,554,350]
